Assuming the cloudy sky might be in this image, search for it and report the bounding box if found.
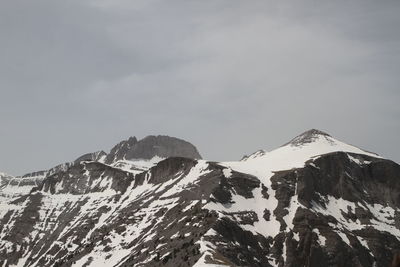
[1,0,399,175]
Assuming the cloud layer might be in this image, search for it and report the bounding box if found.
[1,0,399,174]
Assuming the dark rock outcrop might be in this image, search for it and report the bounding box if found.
[285,129,333,147]
[74,151,107,163]
[104,135,202,164]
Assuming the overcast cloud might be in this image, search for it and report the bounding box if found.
[1,0,399,175]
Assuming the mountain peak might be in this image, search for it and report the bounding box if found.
[285,129,332,147]
[104,135,202,164]
[299,128,331,137]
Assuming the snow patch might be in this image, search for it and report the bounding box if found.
[313,228,326,246]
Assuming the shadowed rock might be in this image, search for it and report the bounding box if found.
[104,135,202,164]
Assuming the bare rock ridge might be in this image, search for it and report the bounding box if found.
[74,151,107,163]
[104,135,202,164]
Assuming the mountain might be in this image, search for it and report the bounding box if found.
[0,130,399,267]
[0,162,75,198]
[0,136,201,198]
[103,135,202,164]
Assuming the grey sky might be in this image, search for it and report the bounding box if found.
[0,0,399,175]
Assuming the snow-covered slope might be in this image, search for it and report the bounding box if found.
[110,156,165,175]
[224,129,380,192]
[199,130,390,266]
[0,163,71,198]
[241,129,378,163]
[0,130,399,267]
[0,172,13,185]
[0,134,195,198]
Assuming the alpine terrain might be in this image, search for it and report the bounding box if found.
[0,130,399,267]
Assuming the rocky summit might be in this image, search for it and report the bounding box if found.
[104,135,202,164]
[0,130,399,267]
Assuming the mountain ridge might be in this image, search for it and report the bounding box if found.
[0,129,399,267]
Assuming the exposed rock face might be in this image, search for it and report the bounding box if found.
[0,130,399,267]
[0,173,13,193]
[285,129,333,146]
[270,153,400,267]
[0,135,201,198]
[104,135,202,164]
[0,163,75,197]
[74,151,107,163]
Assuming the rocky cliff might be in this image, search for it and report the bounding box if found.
[104,135,202,164]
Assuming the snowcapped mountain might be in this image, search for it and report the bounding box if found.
[0,130,399,267]
[0,136,200,198]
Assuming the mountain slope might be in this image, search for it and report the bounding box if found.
[0,130,399,267]
[0,135,200,198]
